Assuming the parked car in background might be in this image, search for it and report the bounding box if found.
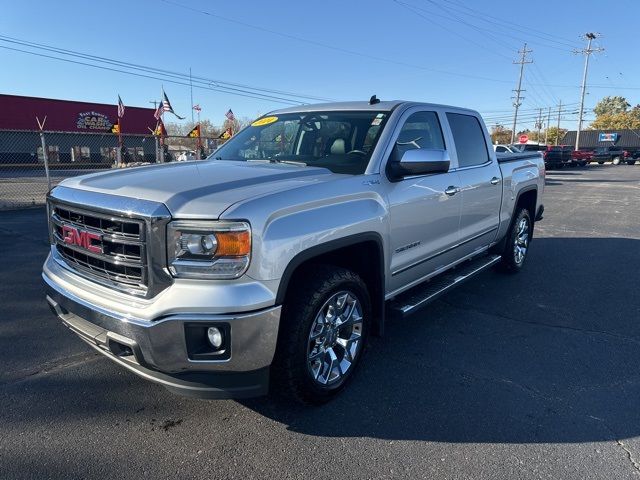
[542,145,573,169]
[571,149,594,167]
[510,143,546,154]
[494,144,517,153]
[592,146,625,165]
[176,150,197,162]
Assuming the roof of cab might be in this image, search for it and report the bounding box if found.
[269,100,479,116]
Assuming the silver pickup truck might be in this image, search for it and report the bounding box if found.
[43,99,545,404]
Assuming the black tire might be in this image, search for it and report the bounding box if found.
[272,265,371,405]
[498,208,532,273]
[598,161,605,165]
[627,160,636,165]
[579,161,587,167]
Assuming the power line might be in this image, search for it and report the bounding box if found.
[439,0,582,48]
[480,102,580,114]
[0,44,307,107]
[158,0,518,85]
[393,0,512,61]
[0,35,330,105]
[398,0,580,52]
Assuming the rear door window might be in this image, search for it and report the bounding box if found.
[446,113,490,168]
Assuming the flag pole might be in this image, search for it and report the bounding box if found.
[118,117,123,167]
[197,108,202,159]
[190,68,194,124]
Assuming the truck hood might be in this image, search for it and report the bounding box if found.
[60,161,338,218]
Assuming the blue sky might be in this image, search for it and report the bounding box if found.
[1,0,638,131]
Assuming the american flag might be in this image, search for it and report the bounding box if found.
[117,95,125,118]
[225,109,235,121]
[154,102,163,120]
[160,91,185,120]
[193,104,201,112]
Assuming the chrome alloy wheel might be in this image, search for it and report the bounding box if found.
[513,217,530,265]
[307,291,364,386]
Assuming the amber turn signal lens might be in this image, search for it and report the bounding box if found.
[215,230,251,256]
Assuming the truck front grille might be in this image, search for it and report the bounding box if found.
[50,203,148,295]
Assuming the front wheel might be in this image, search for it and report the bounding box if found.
[627,160,636,165]
[272,266,371,405]
[498,208,532,273]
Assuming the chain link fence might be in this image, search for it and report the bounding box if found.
[0,129,223,209]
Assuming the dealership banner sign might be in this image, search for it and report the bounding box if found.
[77,111,113,130]
[598,132,618,142]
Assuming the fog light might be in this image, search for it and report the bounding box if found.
[207,327,223,349]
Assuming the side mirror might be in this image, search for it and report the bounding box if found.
[388,148,450,180]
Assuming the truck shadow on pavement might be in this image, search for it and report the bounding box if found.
[242,236,640,444]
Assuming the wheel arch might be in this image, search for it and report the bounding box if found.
[492,185,537,255]
[515,186,538,222]
[276,233,386,336]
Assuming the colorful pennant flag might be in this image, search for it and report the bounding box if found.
[186,124,201,138]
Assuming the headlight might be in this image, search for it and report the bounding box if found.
[167,220,251,279]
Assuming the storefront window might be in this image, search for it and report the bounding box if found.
[100,147,117,163]
[37,145,60,162]
[71,146,90,162]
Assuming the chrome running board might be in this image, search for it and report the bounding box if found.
[388,254,502,318]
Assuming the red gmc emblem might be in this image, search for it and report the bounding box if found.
[62,225,103,254]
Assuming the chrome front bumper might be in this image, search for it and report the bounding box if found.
[44,274,281,399]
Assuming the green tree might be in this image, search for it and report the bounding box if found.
[490,124,512,145]
[589,96,640,130]
[544,127,568,145]
[592,96,631,117]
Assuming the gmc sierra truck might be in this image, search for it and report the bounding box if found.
[43,100,545,404]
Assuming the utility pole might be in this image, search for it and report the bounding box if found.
[574,33,603,150]
[544,107,551,144]
[511,43,533,144]
[556,100,562,145]
[535,108,543,144]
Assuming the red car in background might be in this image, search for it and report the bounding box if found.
[571,149,594,167]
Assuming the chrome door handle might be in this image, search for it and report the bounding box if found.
[444,186,460,196]
[490,177,501,185]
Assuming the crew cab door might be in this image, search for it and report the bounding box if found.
[384,108,462,294]
[445,112,502,256]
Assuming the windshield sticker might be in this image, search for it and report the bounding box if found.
[371,113,386,126]
[251,116,278,127]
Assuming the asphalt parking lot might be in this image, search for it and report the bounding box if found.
[1,164,639,479]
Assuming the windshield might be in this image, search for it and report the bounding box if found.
[210,111,390,175]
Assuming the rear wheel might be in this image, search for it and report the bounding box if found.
[627,160,636,165]
[612,156,621,165]
[598,161,605,165]
[272,266,371,405]
[498,208,532,273]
